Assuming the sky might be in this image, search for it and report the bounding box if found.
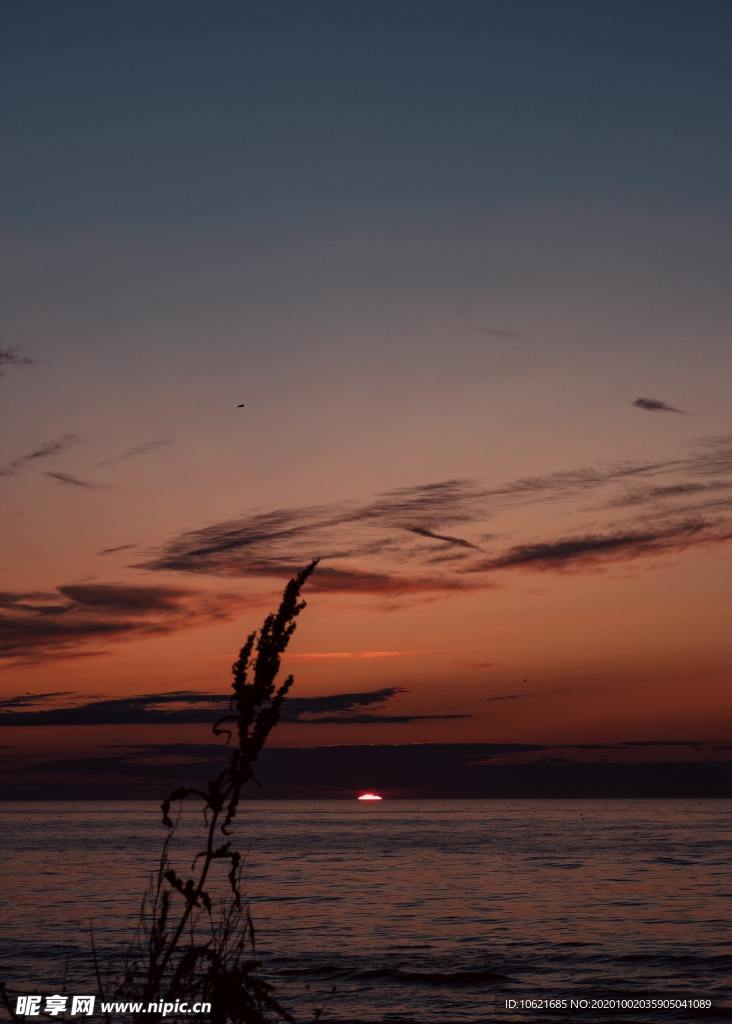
[1,1,731,795]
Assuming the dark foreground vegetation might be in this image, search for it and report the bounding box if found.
[2,561,319,1024]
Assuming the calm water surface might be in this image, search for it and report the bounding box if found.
[1,800,730,1022]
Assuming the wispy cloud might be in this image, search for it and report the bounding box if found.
[485,687,575,703]
[136,478,492,587]
[284,687,468,724]
[475,519,719,573]
[0,686,467,726]
[301,565,484,596]
[46,471,102,489]
[96,439,172,468]
[0,583,251,662]
[0,346,35,376]
[97,543,137,556]
[0,691,75,711]
[632,397,688,414]
[608,481,732,508]
[133,434,732,594]
[0,434,79,478]
[406,526,481,550]
[287,649,437,662]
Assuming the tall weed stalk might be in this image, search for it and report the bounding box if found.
[116,560,319,1023]
[0,561,318,1024]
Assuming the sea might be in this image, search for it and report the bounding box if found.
[0,800,730,1023]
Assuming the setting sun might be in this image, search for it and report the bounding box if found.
[357,793,383,802]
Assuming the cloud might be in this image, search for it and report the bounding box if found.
[140,507,322,573]
[406,526,481,550]
[7,741,730,800]
[135,478,492,593]
[0,583,247,662]
[95,440,172,468]
[485,687,575,703]
[97,543,137,556]
[0,346,35,376]
[632,397,687,414]
[302,565,483,596]
[284,687,468,724]
[0,686,466,726]
[476,519,718,573]
[357,478,484,528]
[46,471,102,489]
[0,691,75,710]
[135,434,732,594]
[0,690,229,725]
[608,482,732,508]
[686,432,732,476]
[138,505,487,596]
[0,434,79,478]
[288,649,436,662]
[57,583,198,613]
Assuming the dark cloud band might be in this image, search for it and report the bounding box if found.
[0,583,249,662]
[0,686,465,727]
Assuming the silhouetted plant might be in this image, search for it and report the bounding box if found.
[111,560,319,1023]
[0,562,319,1024]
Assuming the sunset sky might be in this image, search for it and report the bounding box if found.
[2,1,731,794]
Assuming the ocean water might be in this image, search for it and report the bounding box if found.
[0,800,730,1023]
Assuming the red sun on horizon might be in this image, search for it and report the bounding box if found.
[357,792,383,801]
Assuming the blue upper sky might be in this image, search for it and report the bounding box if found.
[4,0,731,236]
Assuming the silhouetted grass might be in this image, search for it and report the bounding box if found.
[2,560,319,1024]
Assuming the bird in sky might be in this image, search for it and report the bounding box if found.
[237,401,246,408]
